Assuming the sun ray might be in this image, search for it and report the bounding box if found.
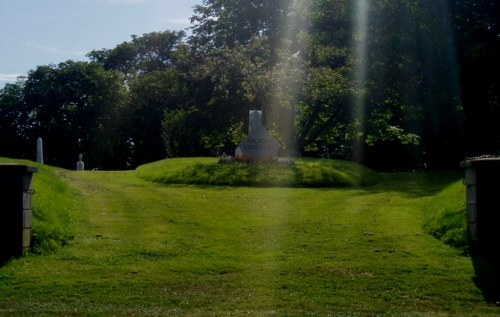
[351,0,370,163]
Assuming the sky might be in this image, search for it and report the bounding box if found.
[0,0,202,88]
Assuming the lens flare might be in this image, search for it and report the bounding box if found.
[351,0,369,163]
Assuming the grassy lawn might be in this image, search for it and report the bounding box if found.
[136,157,380,187]
[0,160,498,316]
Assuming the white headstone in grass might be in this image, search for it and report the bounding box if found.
[235,110,280,162]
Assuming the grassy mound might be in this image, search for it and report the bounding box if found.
[0,158,79,254]
[136,157,380,187]
[422,179,468,252]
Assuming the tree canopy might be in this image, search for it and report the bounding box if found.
[0,0,497,170]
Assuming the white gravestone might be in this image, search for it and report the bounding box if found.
[235,110,280,162]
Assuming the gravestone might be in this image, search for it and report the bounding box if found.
[235,110,280,162]
[76,154,85,171]
[36,137,43,164]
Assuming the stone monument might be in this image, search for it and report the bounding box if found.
[36,137,43,164]
[76,154,85,171]
[235,110,280,162]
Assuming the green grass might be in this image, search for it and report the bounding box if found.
[0,158,496,316]
[136,157,380,187]
[422,178,468,252]
[0,158,79,254]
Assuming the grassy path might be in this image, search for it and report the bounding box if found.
[0,170,498,316]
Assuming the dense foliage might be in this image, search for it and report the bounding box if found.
[0,0,497,170]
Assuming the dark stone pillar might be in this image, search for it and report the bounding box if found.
[0,164,38,263]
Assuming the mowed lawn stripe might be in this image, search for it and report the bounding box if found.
[0,169,495,316]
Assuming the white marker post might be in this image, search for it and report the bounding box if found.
[36,137,43,164]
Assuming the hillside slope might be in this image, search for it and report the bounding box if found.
[136,157,380,187]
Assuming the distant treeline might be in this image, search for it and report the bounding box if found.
[0,0,498,170]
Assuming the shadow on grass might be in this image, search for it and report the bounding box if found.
[156,171,463,202]
[361,171,463,198]
[469,200,500,304]
[0,256,13,268]
[471,251,500,305]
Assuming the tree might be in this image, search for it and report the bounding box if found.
[190,0,294,55]
[188,0,344,156]
[0,81,31,159]
[22,61,126,169]
[347,0,463,169]
[126,69,191,164]
[451,0,500,157]
[88,31,194,166]
[88,30,186,79]
[292,0,353,157]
